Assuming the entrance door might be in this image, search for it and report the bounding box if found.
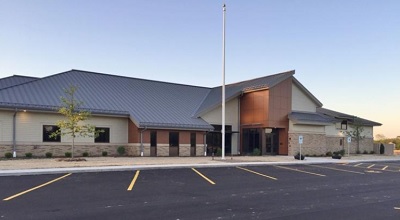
[265,129,279,155]
[242,128,261,155]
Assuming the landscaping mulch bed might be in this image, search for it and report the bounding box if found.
[56,158,87,162]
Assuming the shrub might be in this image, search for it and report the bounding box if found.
[356,150,361,154]
[65,152,72,158]
[252,148,261,156]
[363,150,368,154]
[117,146,126,156]
[294,153,305,160]
[5,152,13,158]
[25,152,33,158]
[370,151,375,154]
[82,152,89,157]
[326,151,333,157]
[338,149,345,156]
[45,152,53,158]
[102,151,108,157]
[216,147,222,156]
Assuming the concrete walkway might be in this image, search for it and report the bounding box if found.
[1,154,399,176]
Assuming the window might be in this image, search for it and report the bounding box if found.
[43,125,60,142]
[95,127,110,143]
[150,131,157,147]
[341,120,348,130]
[190,133,196,147]
[169,132,179,147]
[206,124,232,154]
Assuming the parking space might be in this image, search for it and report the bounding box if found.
[341,162,400,172]
[1,162,400,219]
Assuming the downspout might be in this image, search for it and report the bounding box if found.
[204,131,208,157]
[140,127,148,157]
[12,109,17,158]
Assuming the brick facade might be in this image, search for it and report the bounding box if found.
[0,144,128,157]
[288,133,375,156]
[288,133,327,156]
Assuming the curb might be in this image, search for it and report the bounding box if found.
[1,158,400,177]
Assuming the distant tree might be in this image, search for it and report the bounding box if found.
[50,85,101,158]
[375,134,386,141]
[346,117,365,153]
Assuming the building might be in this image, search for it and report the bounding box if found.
[0,69,381,157]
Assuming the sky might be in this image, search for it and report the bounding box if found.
[0,0,399,138]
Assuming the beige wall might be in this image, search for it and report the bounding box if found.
[291,83,318,112]
[289,122,325,134]
[0,110,128,145]
[201,98,239,154]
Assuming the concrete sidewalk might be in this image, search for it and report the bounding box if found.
[1,154,400,176]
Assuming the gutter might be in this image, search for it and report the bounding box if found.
[12,109,17,158]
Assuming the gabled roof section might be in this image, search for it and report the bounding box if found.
[288,111,335,126]
[292,77,323,107]
[0,75,38,90]
[317,108,382,127]
[193,70,295,117]
[0,70,213,130]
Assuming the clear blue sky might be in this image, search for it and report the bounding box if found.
[1,0,399,138]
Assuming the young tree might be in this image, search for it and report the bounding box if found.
[346,117,365,153]
[50,85,100,158]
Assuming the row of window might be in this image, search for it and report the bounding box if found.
[42,125,110,143]
[150,131,197,147]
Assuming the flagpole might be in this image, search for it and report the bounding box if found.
[221,3,226,160]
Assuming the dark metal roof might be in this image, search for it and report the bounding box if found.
[317,108,382,126]
[0,70,213,130]
[193,70,295,117]
[288,111,335,125]
[0,75,38,90]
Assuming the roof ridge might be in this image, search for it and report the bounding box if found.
[217,69,295,88]
[70,69,211,89]
[0,74,44,91]
[191,89,213,118]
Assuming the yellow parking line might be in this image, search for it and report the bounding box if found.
[354,163,363,167]
[367,164,375,169]
[275,165,326,177]
[3,173,72,201]
[127,170,140,191]
[236,167,277,180]
[192,168,215,185]
[382,166,388,171]
[307,164,365,175]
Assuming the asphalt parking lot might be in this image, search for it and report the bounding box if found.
[1,162,400,219]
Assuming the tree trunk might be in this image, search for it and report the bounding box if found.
[72,136,75,158]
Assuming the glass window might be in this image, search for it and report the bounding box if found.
[95,127,110,143]
[206,124,232,154]
[341,120,348,130]
[190,133,196,147]
[169,132,179,147]
[43,125,60,142]
[150,131,157,147]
